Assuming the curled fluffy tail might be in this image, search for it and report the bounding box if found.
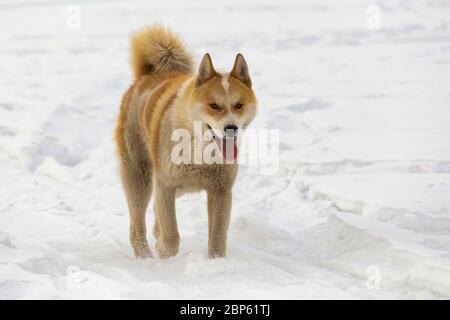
[130,25,193,78]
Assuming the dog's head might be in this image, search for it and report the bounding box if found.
[188,53,257,161]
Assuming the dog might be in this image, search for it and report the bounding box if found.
[115,25,257,259]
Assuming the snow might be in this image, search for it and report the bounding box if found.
[1,0,450,299]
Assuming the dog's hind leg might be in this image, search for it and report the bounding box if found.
[118,119,154,260]
[116,84,155,259]
[120,156,153,259]
[153,179,179,258]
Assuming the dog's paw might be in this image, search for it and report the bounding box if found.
[156,239,179,259]
[131,240,153,259]
[208,246,226,259]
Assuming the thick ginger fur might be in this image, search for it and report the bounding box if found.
[115,25,257,259]
[130,25,193,78]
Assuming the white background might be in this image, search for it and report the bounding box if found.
[0,0,450,299]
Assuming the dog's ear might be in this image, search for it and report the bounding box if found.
[196,53,216,87]
[230,53,251,88]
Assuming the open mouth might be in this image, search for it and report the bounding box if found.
[207,124,238,162]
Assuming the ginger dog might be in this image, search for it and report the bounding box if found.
[115,25,257,259]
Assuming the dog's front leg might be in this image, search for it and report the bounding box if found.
[207,188,232,258]
[154,180,179,258]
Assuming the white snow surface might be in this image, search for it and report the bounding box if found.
[1,0,450,299]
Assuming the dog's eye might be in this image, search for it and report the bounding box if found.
[235,103,244,109]
[209,103,221,110]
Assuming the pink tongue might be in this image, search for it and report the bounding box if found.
[219,137,238,161]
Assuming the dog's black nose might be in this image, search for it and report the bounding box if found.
[224,125,238,137]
